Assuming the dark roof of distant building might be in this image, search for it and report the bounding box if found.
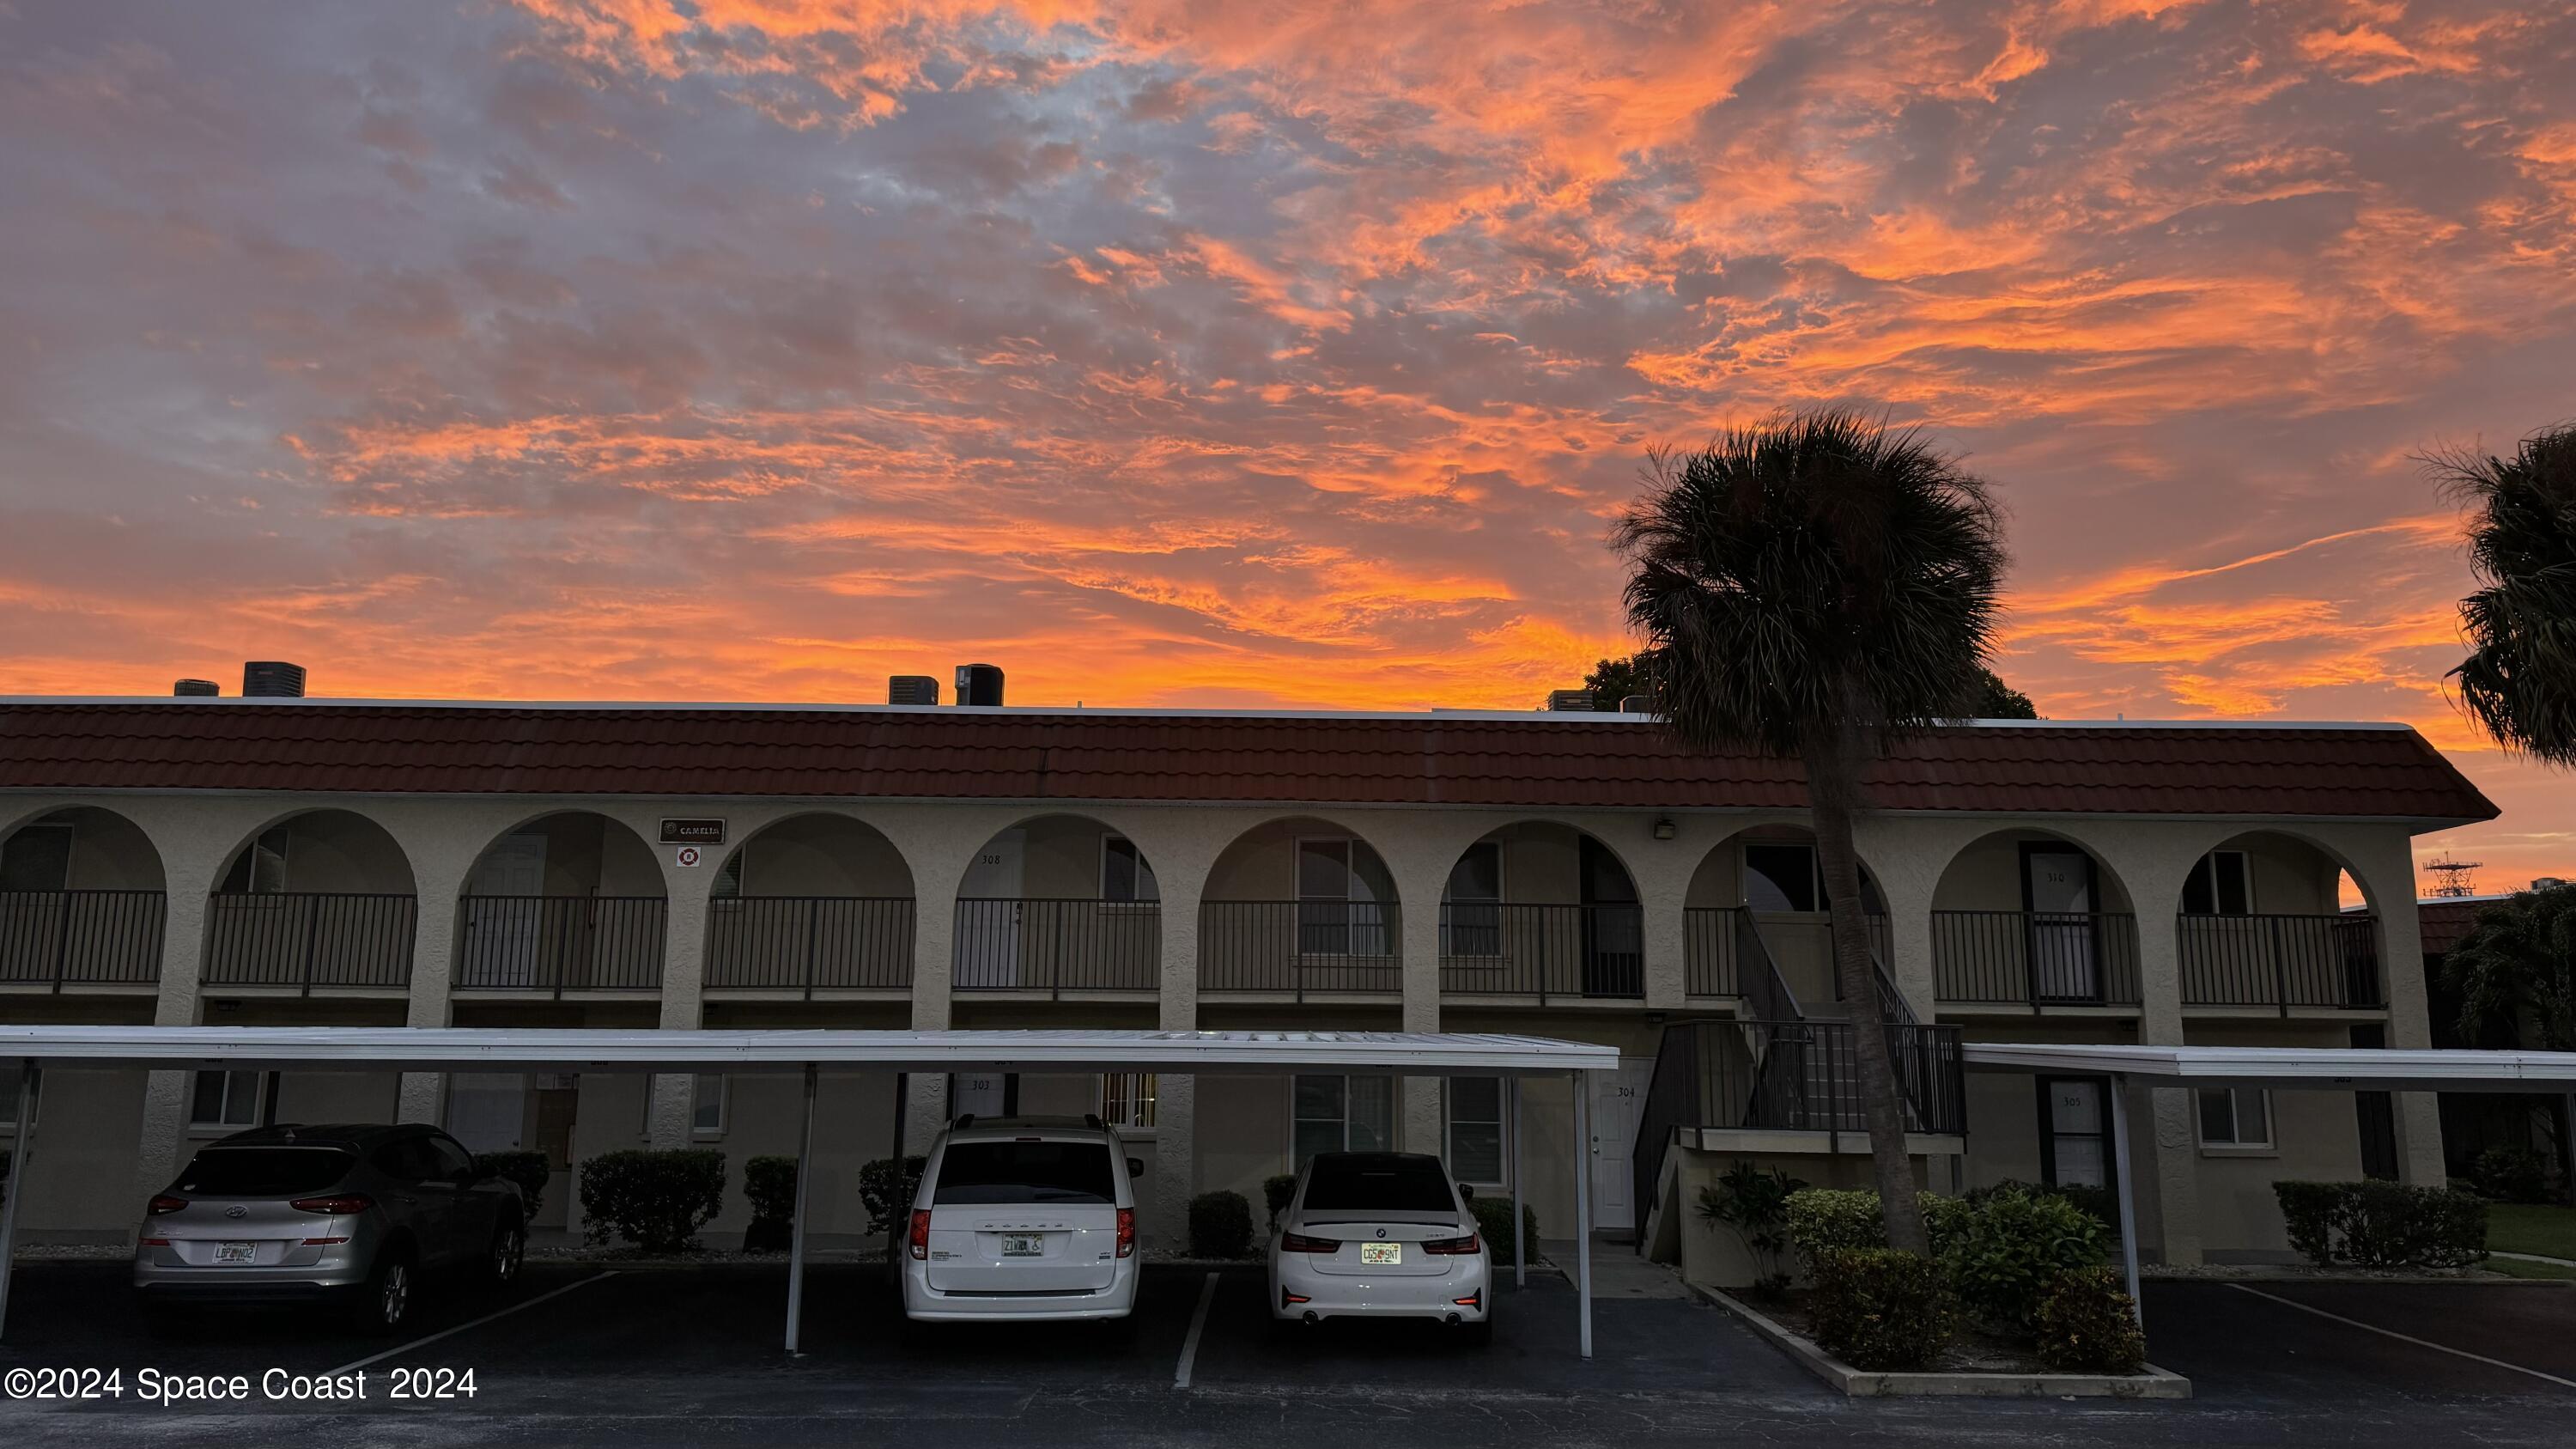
[0,697,2500,825]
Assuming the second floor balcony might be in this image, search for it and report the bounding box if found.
[1931,910,2144,1009]
[454,895,667,994]
[0,888,166,990]
[953,898,1160,995]
[1199,899,1400,997]
[204,892,418,992]
[705,896,915,995]
[1437,902,1643,1002]
[2179,911,2381,1013]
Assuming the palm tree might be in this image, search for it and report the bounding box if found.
[2433,424,2576,763]
[2445,886,2576,1053]
[1612,408,2008,1255]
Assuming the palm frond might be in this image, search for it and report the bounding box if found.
[2432,424,2576,766]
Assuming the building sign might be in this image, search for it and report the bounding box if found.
[659,818,726,845]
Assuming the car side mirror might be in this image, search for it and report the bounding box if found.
[1458,1182,1475,1201]
[1127,1157,1145,1178]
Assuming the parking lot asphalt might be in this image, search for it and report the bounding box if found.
[0,1260,2569,1447]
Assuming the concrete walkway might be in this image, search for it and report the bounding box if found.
[1540,1238,1694,1300]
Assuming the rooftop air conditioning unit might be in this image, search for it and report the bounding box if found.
[956,663,1005,707]
[173,679,220,697]
[1546,689,1595,712]
[241,661,307,697]
[888,675,939,706]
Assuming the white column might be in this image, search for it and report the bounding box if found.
[2109,1073,2144,1330]
[783,1064,818,1354]
[1399,866,1442,1153]
[133,861,214,1213]
[396,868,463,1124]
[1153,862,1200,1252]
[648,868,713,1149]
[2131,880,2203,1266]
[1571,1070,1593,1361]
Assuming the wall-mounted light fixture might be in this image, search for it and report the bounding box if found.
[1652,816,1677,840]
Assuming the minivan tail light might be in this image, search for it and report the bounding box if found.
[1279,1232,1341,1253]
[1115,1207,1135,1258]
[909,1209,932,1261]
[1424,1233,1480,1256]
[147,1195,188,1215]
[289,1194,374,1215]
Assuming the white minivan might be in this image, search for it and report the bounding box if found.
[894,1116,1140,1323]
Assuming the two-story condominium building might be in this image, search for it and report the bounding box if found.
[0,696,2496,1270]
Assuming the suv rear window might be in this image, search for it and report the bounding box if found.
[1303,1154,1457,1212]
[177,1147,356,1196]
[932,1141,1116,1205]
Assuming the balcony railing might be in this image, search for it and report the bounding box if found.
[1932,910,2143,1008]
[1683,907,1746,997]
[0,889,167,989]
[2179,912,2381,1013]
[1631,1017,1966,1238]
[204,892,418,991]
[455,895,666,994]
[1200,900,1400,996]
[953,898,1159,994]
[1438,903,1643,1001]
[705,897,915,995]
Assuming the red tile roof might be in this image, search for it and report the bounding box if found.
[0,702,2500,823]
[2415,897,2512,956]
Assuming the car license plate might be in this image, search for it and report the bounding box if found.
[1001,1234,1044,1257]
[1360,1243,1401,1265]
[214,1242,256,1264]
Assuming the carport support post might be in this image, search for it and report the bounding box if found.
[0,1063,39,1345]
[1509,1075,1525,1289]
[1571,1071,1592,1361]
[2109,1073,2142,1331]
[784,1063,819,1355]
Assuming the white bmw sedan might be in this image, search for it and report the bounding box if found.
[1268,1151,1492,1345]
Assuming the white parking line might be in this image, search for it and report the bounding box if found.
[1173,1271,1218,1390]
[325,1270,621,1378]
[2227,1284,2576,1391]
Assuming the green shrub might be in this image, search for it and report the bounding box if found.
[579,1149,726,1253]
[2468,1146,2553,1205]
[1264,1173,1300,1231]
[1965,1177,2117,1234]
[1468,1192,1540,1256]
[1698,1161,1806,1292]
[2273,1180,2488,1269]
[1947,1189,2107,1331]
[1806,1248,1956,1371]
[1783,1188,1973,1270]
[477,1150,551,1221]
[2033,1267,2147,1373]
[742,1155,799,1253]
[858,1154,927,1238]
[1189,1190,1255,1257]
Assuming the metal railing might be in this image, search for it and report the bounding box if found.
[1437,902,1644,1000]
[1199,900,1401,996]
[1631,1017,1968,1242]
[1932,910,2142,1008]
[1683,906,1745,997]
[0,889,167,989]
[953,898,1160,994]
[705,897,914,995]
[2178,912,2382,1013]
[204,892,418,992]
[455,895,666,994]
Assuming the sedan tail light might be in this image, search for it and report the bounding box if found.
[909,1209,932,1261]
[1279,1232,1342,1253]
[1115,1207,1135,1259]
[147,1195,187,1215]
[288,1194,374,1215]
[1424,1233,1481,1256]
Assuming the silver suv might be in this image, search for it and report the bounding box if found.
[134,1123,526,1334]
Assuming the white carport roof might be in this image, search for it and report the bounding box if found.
[0,1026,1619,1076]
[1964,1042,2576,1093]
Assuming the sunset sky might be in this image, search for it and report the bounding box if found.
[4,1,2575,892]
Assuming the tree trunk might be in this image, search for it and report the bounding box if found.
[1802,722,1929,1257]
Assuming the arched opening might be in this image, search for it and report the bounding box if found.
[1440,821,1643,1001]
[206,809,418,990]
[1928,829,2142,1007]
[1199,815,1400,997]
[704,813,916,993]
[1683,825,1887,1011]
[953,814,1160,993]
[456,812,664,993]
[2175,831,2379,1011]
[1,807,167,989]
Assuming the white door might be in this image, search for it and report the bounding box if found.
[956,830,1025,988]
[1589,1059,1653,1235]
[467,833,549,986]
[2024,849,2099,1001]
